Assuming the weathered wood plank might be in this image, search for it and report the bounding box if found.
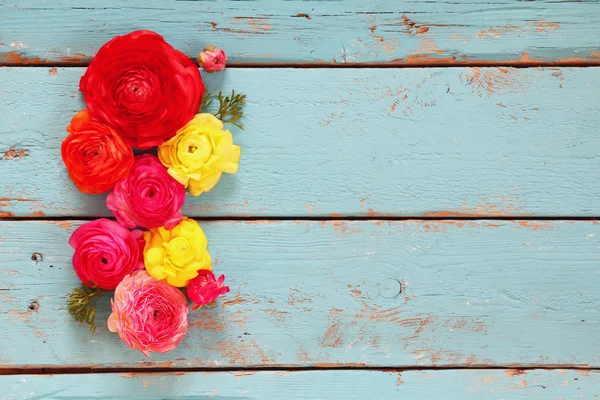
[0,1,599,66]
[0,220,598,368]
[1,67,599,218]
[0,369,597,399]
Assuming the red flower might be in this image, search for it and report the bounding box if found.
[186,270,230,309]
[80,30,204,149]
[69,219,144,290]
[106,154,186,230]
[62,110,134,194]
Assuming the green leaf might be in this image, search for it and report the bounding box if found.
[67,285,105,333]
[200,90,247,129]
[199,90,213,112]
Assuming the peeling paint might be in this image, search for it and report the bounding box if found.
[505,369,528,377]
[213,338,274,365]
[536,19,560,33]
[516,221,554,231]
[462,67,527,96]
[230,17,272,34]
[222,293,260,308]
[321,308,344,348]
[2,51,45,64]
[1,146,29,160]
[423,197,529,217]
[475,25,521,39]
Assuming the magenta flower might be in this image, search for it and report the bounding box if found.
[197,45,227,73]
[186,270,230,309]
[69,219,144,290]
[108,270,189,356]
[107,154,186,229]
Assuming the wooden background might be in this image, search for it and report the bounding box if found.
[1,0,599,398]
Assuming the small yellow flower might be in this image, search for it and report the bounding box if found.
[158,113,241,197]
[143,217,212,287]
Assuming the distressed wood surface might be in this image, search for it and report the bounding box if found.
[1,1,599,66]
[2,67,599,218]
[1,369,598,399]
[1,220,598,368]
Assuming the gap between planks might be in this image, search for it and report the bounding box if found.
[0,365,597,377]
[2,60,600,69]
[1,216,600,223]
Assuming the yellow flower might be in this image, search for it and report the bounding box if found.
[143,217,212,287]
[158,113,241,197]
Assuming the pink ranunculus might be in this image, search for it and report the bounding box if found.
[108,270,189,356]
[197,45,227,73]
[107,154,186,229]
[186,270,230,309]
[69,219,144,290]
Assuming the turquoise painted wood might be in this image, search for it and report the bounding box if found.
[1,369,597,399]
[1,1,599,65]
[1,220,598,368]
[2,67,599,218]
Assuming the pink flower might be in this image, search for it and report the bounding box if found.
[108,270,189,356]
[107,154,186,229]
[69,219,144,290]
[197,45,227,73]
[186,270,230,309]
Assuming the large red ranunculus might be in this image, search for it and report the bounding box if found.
[80,30,204,149]
[62,110,134,194]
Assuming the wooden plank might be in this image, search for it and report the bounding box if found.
[1,67,599,218]
[0,369,597,399]
[1,1,599,66]
[0,220,598,368]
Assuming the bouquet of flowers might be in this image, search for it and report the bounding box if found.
[63,31,242,356]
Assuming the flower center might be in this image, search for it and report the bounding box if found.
[153,310,160,319]
[101,257,108,264]
[114,68,159,113]
[165,237,195,267]
[178,135,212,166]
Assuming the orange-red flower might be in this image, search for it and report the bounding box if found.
[61,110,134,194]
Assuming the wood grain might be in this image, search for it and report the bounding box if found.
[1,369,598,399]
[1,67,599,218]
[0,1,599,66]
[1,220,598,368]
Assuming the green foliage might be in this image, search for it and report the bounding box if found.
[67,285,105,332]
[200,90,213,112]
[200,90,247,129]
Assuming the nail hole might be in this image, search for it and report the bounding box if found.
[378,278,403,299]
[31,252,43,264]
[28,301,39,312]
